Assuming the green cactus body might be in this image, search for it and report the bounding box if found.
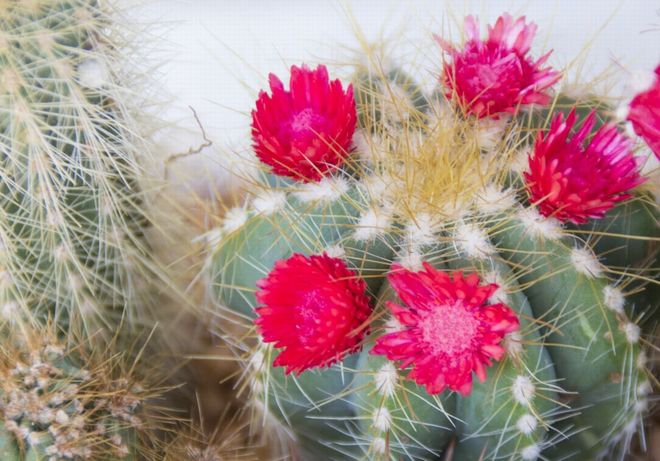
[485,211,647,459]
[211,181,396,318]
[0,0,152,336]
[352,278,456,460]
[209,55,658,460]
[444,256,558,461]
[211,179,398,458]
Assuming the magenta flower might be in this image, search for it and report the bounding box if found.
[251,64,357,182]
[627,65,660,159]
[439,14,560,118]
[372,264,519,396]
[525,110,645,224]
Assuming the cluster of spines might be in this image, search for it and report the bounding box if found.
[0,0,154,338]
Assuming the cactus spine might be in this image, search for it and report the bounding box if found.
[0,0,153,336]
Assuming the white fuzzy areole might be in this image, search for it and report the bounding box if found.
[204,228,223,248]
[520,443,541,461]
[476,185,516,214]
[77,59,110,89]
[638,380,652,397]
[570,247,603,278]
[625,121,638,139]
[375,363,398,398]
[512,375,535,406]
[353,131,385,165]
[0,270,10,288]
[397,250,423,272]
[511,146,532,175]
[634,397,648,413]
[404,213,436,249]
[518,207,563,240]
[293,176,349,203]
[637,351,647,370]
[603,285,625,314]
[476,116,509,152]
[361,174,389,201]
[354,208,391,241]
[324,244,346,259]
[504,331,523,358]
[1,301,18,319]
[483,270,510,305]
[372,437,387,454]
[384,315,403,333]
[516,413,538,435]
[250,376,264,395]
[372,406,392,431]
[623,322,641,344]
[453,222,495,260]
[222,207,249,233]
[54,409,69,425]
[623,417,639,437]
[249,350,266,373]
[252,190,287,215]
[53,244,70,263]
[614,103,630,122]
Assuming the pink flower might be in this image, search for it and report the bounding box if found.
[372,264,519,396]
[627,65,660,159]
[525,109,645,224]
[251,64,357,182]
[255,253,371,375]
[438,14,560,118]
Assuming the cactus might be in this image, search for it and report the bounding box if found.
[207,13,659,461]
[0,316,170,460]
[0,0,154,337]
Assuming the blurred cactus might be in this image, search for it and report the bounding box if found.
[0,0,153,336]
[0,317,169,460]
[206,14,659,461]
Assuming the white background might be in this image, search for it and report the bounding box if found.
[130,1,660,181]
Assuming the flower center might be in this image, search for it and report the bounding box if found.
[295,288,333,346]
[288,108,328,137]
[419,302,480,356]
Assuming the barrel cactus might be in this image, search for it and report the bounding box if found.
[0,0,154,336]
[208,13,658,461]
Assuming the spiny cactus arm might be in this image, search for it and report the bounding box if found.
[247,343,361,460]
[353,351,455,460]
[575,196,660,327]
[444,255,559,461]
[0,315,168,461]
[579,195,659,271]
[352,278,456,460]
[211,183,362,317]
[488,210,648,458]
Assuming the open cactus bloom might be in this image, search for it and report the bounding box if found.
[371,264,520,397]
[209,12,658,461]
[251,64,357,182]
[437,13,561,119]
